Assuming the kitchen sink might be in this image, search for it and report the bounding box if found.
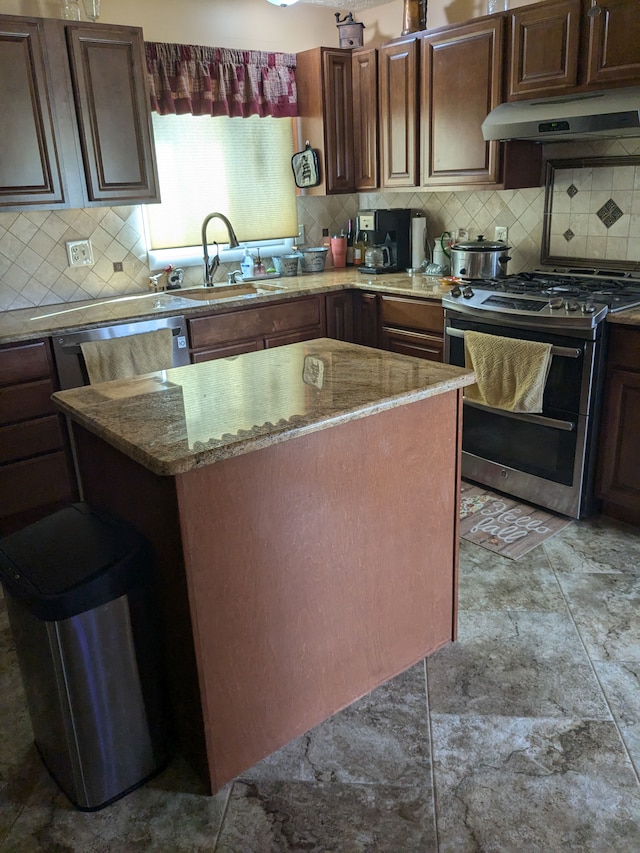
[177,282,284,301]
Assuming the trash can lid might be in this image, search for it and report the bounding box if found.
[0,503,154,620]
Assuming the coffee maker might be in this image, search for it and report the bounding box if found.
[357,208,412,273]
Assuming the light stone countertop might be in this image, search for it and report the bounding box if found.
[0,270,451,345]
[607,307,640,327]
[3,268,638,345]
[52,338,475,476]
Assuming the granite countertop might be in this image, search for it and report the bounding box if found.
[607,307,640,327]
[52,338,475,476]
[0,270,450,345]
[2,269,639,345]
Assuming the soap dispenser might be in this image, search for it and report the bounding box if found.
[240,249,254,280]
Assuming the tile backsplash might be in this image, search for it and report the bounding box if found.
[1,139,639,312]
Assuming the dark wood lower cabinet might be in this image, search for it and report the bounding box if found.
[188,295,326,362]
[353,292,380,348]
[381,328,444,362]
[0,338,77,535]
[596,325,640,525]
[380,294,444,363]
[325,291,354,342]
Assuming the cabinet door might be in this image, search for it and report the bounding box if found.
[0,18,66,207]
[421,19,503,187]
[66,24,159,203]
[322,49,354,194]
[352,48,378,191]
[326,291,354,342]
[379,38,419,189]
[583,0,640,88]
[507,0,581,100]
[597,366,640,514]
[353,292,379,349]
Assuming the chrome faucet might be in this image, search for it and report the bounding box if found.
[202,212,240,286]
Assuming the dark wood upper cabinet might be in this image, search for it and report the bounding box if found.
[507,0,581,100]
[582,0,640,88]
[419,17,541,190]
[352,47,378,191]
[66,24,159,203]
[379,37,419,189]
[421,18,503,187]
[507,0,640,100]
[296,47,354,195]
[0,18,66,207]
[0,14,159,211]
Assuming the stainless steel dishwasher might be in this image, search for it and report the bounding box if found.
[52,315,190,390]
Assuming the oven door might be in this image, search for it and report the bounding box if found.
[444,312,603,518]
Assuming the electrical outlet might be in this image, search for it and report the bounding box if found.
[457,228,469,241]
[66,239,94,267]
[113,261,123,273]
[298,224,305,244]
[494,226,509,242]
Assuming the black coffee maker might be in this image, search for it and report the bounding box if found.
[357,208,412,274]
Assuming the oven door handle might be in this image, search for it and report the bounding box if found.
[445,327,581,359]
[463,399,575,431]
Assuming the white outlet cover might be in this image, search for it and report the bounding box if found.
[66,239,94,267]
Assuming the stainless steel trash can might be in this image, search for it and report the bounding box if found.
[0,503,170,811]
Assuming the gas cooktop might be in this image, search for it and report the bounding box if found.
[459,269,640,313]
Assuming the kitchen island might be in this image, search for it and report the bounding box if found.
[52,339,474,792]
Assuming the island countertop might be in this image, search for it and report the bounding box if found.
[52,338,475,476]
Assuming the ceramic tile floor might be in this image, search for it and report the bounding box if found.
[1,514,639,851]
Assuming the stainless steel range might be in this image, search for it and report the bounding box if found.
[443,270,640,519]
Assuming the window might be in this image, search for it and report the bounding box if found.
[145,113,298,268]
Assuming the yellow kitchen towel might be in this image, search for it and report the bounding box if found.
[80,328,174,384]
[463,330,553,413]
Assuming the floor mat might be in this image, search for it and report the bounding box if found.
[459,482,572,560]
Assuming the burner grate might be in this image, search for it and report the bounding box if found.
[463,272,640,311]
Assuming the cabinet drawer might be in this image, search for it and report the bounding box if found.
[380,297,444,333]
[0,451,75,517]
[0,340,52,385]
[0,378,56,424]
[0,415,65,464]
[191,339,264,363]
[382,328,444,363]
[264,326,324,349]
[189,297,324,350]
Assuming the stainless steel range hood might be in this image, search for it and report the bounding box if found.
[482,86,640,142]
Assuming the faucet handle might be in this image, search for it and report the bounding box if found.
[227,270,243,284]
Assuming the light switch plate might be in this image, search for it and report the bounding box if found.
[66,239,94,267]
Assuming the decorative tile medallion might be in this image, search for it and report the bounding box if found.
[567,184,579,198]
[563,228,575,242]
[597,198,624,229]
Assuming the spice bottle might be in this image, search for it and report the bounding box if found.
[254,249,266,277]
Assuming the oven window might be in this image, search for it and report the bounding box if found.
[463,405,578,486]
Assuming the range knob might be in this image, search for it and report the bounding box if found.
[549,297,564,310]
[581,301,597,314]
[451,284,462,298]
[566,301,580,312]
[462,285,474,299]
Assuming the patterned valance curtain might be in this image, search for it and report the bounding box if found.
[145,42,297,118]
